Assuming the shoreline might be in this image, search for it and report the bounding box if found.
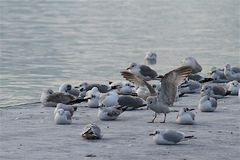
[0,94,239,160]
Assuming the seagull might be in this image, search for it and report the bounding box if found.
[54,109,72,125]
[59,83,80,97]
[81,123,102,140]
[110,81,135,95]
[179,79,201,94]
[136,86,151,100]
[99,91,119,107]
[77,82,111,93]
[224,64,240,81]
[78,86,87,98]
[40,89,86,107]
[152,83,161,94]
[54,103,76,116]
[198,94,217,112]
[200,85,228,99]
[118,95,147,110]
[121,65,192,123]
[144,52,157,65]
[209,67,228,83]
[181,57,202,74]
[98,105,128,121]
[149,129,195,145]
[126,62,162,81]
[176,108,195,125]
[85,87,101,98]
[226,80,240,95]
[84,87,101,108]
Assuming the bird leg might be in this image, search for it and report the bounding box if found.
[148,113,157,123]
[160,113,167,123]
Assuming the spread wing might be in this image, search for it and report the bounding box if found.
[160,66,192,105]
[121,70,156,95]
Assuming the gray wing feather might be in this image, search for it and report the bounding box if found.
[232,67,240,73]
[118,95,144,108]
[139,65,158,78]
[212,86,226,96]
[86,84,109,93]
[107,107,122,117]
[163,130,184,143]
[121,70,156,95]
[160,66,192,105]
[46,92,75,104]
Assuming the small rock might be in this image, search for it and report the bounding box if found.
[85,154,96,157]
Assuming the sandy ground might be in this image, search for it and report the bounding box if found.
[0,94,239,160]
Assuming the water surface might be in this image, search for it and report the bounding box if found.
[0,0,239,107]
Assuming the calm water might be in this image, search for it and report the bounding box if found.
[0,0,239,107]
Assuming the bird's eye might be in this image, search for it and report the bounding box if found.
[149,101,152,104]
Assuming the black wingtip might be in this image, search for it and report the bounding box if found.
[68,98,88,104]
[199,78,213,83]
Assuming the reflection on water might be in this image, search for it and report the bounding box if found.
[0,0,239,107]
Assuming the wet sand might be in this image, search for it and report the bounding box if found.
[0,94,239,160]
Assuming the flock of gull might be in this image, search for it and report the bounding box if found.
[40,52,240,145]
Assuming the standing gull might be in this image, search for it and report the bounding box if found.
[126,62,161,81]
[121,66,192,123]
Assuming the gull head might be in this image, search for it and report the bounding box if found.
[127,62,138,70]
[145,52,157,60]
[146,96,157,109]
[200,85,211,96]
[149,129,160,136]
[45,89,54,95]
[59,83,72,92]
[232,80,239,87]
[57,109,65,115]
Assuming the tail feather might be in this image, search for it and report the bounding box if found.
[225,90,231,96]
[183,135,196,140]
